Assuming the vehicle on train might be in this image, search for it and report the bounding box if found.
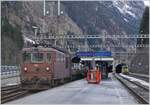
[121,65,129,74]
[21,45,81,90]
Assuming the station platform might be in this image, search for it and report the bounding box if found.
[7,73,138,104]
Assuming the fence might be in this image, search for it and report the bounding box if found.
[1,66,21,87]
[1,66,20,76]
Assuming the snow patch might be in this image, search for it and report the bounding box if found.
[124,18,129,22]
[124,3,132,10]
[24,36,35,44]
[144,0,149,6]
[120,73,149,87]
[126,11,136,18]
[95,6,98,11]
[113,1,137,19]
[5,83,18,86]
[115,6,124,14]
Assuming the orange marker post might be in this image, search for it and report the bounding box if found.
[96,70,101,84]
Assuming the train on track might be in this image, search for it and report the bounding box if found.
[21,45,83,90]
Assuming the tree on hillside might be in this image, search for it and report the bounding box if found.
[1,17,24,65]
[137,7,149,45]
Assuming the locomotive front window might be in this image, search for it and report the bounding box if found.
[32,53,44,62]
[23,52,31,62]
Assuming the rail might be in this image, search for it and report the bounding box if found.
[114,73,149,104]
[129,72,149,78]
[120,74,149,91]
[129,72,149,82]
[1,85,28,103]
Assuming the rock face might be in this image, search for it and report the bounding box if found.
[129,48,149,74]
[63,1,144,35]
[2,1,145,38]
[62,1,145,53]
[1,1,83,38]
[1,1,83,65]
[1,1,147,69]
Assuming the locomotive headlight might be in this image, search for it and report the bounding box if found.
[46,67,50,71]
[24,67,27,71]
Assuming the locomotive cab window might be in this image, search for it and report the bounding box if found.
[32,53,44,62]
[23,52,31,62]
[47,53,51,62]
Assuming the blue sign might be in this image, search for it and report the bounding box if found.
[76,51,112,57]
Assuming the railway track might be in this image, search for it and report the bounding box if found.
[120,74,149,91]
[114,73,149,104]
[128,72,149,82]
[1,85,29,103]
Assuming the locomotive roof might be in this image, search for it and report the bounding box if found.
[22,46,70,54]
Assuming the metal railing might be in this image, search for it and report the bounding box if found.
[33,34,149,39]
[1,66,20,77]
[1,66,21,87]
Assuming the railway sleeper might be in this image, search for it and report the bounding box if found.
[1,90,28,102]
[2,85,21,91]
[115,74,149,104]
[1,88,22,96]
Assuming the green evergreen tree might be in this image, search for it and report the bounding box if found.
[2,17,24,49]
[1,17,24,65]
[139,7,149,34]
[137,7,149,45]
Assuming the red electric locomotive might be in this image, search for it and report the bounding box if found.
[21,46,71,90]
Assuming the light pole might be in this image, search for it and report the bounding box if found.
[58,0,60,16]
[56,0,64,48]
[32,26,39,43]
[43,0,46,16]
